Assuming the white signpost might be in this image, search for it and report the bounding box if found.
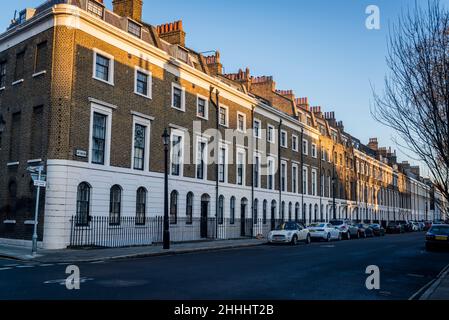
[27,165,46,256]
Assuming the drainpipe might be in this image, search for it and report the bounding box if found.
[278,119,283,222]
[251,105,255,237]
[300,127,304,224]
[319,138,322,222]
[209,86,220,239]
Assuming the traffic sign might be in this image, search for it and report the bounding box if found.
[33,180,47,188]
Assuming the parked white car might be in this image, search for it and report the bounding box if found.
[411,222,420,231]
[308,223,342,242]
[268,222,311,245]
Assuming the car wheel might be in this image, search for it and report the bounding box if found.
[305,234,311,245]
[426,243,433,251]
[291,235,298,246]
[338,233,342,241]
[326,233,331,242]
[346,232,351,240]
[357,232,361,239]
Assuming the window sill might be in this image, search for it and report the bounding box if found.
[24,220,36,225]
[3,220,16,225]
[12,79,24,86]
[7,162,19,167]
[32,70,47,78]
[28,159,43,163]
[93,76,114,86]
[0,87,5,91]
[196,115,208,121]
[171,105,186,113]
[134,91,152,100]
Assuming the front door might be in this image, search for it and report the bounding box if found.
[271,206,276,230]
[200,201,208,238]
[240,203,246,237]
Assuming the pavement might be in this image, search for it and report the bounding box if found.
[0,238,265,263]
[415,259,449,300]
[1,232,449,300]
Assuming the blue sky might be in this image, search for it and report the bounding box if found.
[2,0,446,176]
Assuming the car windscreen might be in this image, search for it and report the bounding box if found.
[330,221,343,225]
[276,223,296,231]
[429,226,449,235]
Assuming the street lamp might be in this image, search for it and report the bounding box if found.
[162,128,170,250]
[0,114,5,132]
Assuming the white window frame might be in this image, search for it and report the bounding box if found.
[302,166,308,195]
[281,160,287,192]
[219,105,229,127]
[237,111,247,133]
[131,116,151,171]
[88,103,112,166]
[253,152,261,188]
[253,118,262,139]
[236,148,246,186]
[312,168,317,196]
[267,124,275,144]
[292,163,299,193]
[171,82,186,112]
[280,130,288,148]
[311,143,317,158]
[196,94,209,120]
[134,66,152,99]
[267,157,275,190]
[302,139,309,155]
[292,134,298,152]
[170,129,185,177]
[218,143,228,183]
[195,136,208,180]
[92,48,114,85]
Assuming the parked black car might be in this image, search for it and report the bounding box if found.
[426,224,449,251]
[353,223,374,238]
[370,224,386,236]
[386,222,404,234]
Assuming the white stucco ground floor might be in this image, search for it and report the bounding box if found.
[1,160,426,249]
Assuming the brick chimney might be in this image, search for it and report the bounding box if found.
[205,51,223,76]
[295,97,309,111]
[276,90,295,102]
[250,76,276,96]
[112,0,143,21]
[156,20,186,47]
[368,138,379,151]
[224,67,251,90]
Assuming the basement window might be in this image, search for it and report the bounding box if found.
[128,20,142,38]
[87,0,104,19]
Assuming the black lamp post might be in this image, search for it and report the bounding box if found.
[0,114,5,133]
[162,128,170,250]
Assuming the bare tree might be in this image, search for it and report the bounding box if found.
[372,0,449,209]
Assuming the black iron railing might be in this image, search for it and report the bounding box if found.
[69,216,289,248]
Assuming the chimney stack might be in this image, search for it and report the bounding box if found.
[368,138,379,151]
[205,51,223,76]
[295,97,309,111]
[156,20,186,47]
[112,0,143,21]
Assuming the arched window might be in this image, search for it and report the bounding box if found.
[271,200,277,229]
[136,187,147,225]
[320,204,324,221]
[218,195,224,225]
[253,199,259,224]
[109,185,122,225]
[230,196,236,225]
[309,204,312,223]
[288,202,292,221]
[303,203,307,223]
[186,192,193,225]
[281,201,285,221]
[170,190,178,224]
[76,182,91,226]
[263,200,267,225]
[314,204,318,222]
[295,203,300,222]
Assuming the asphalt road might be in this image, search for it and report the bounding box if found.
[1,232,448,300]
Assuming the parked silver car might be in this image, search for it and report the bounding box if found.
[329,219,359,240]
